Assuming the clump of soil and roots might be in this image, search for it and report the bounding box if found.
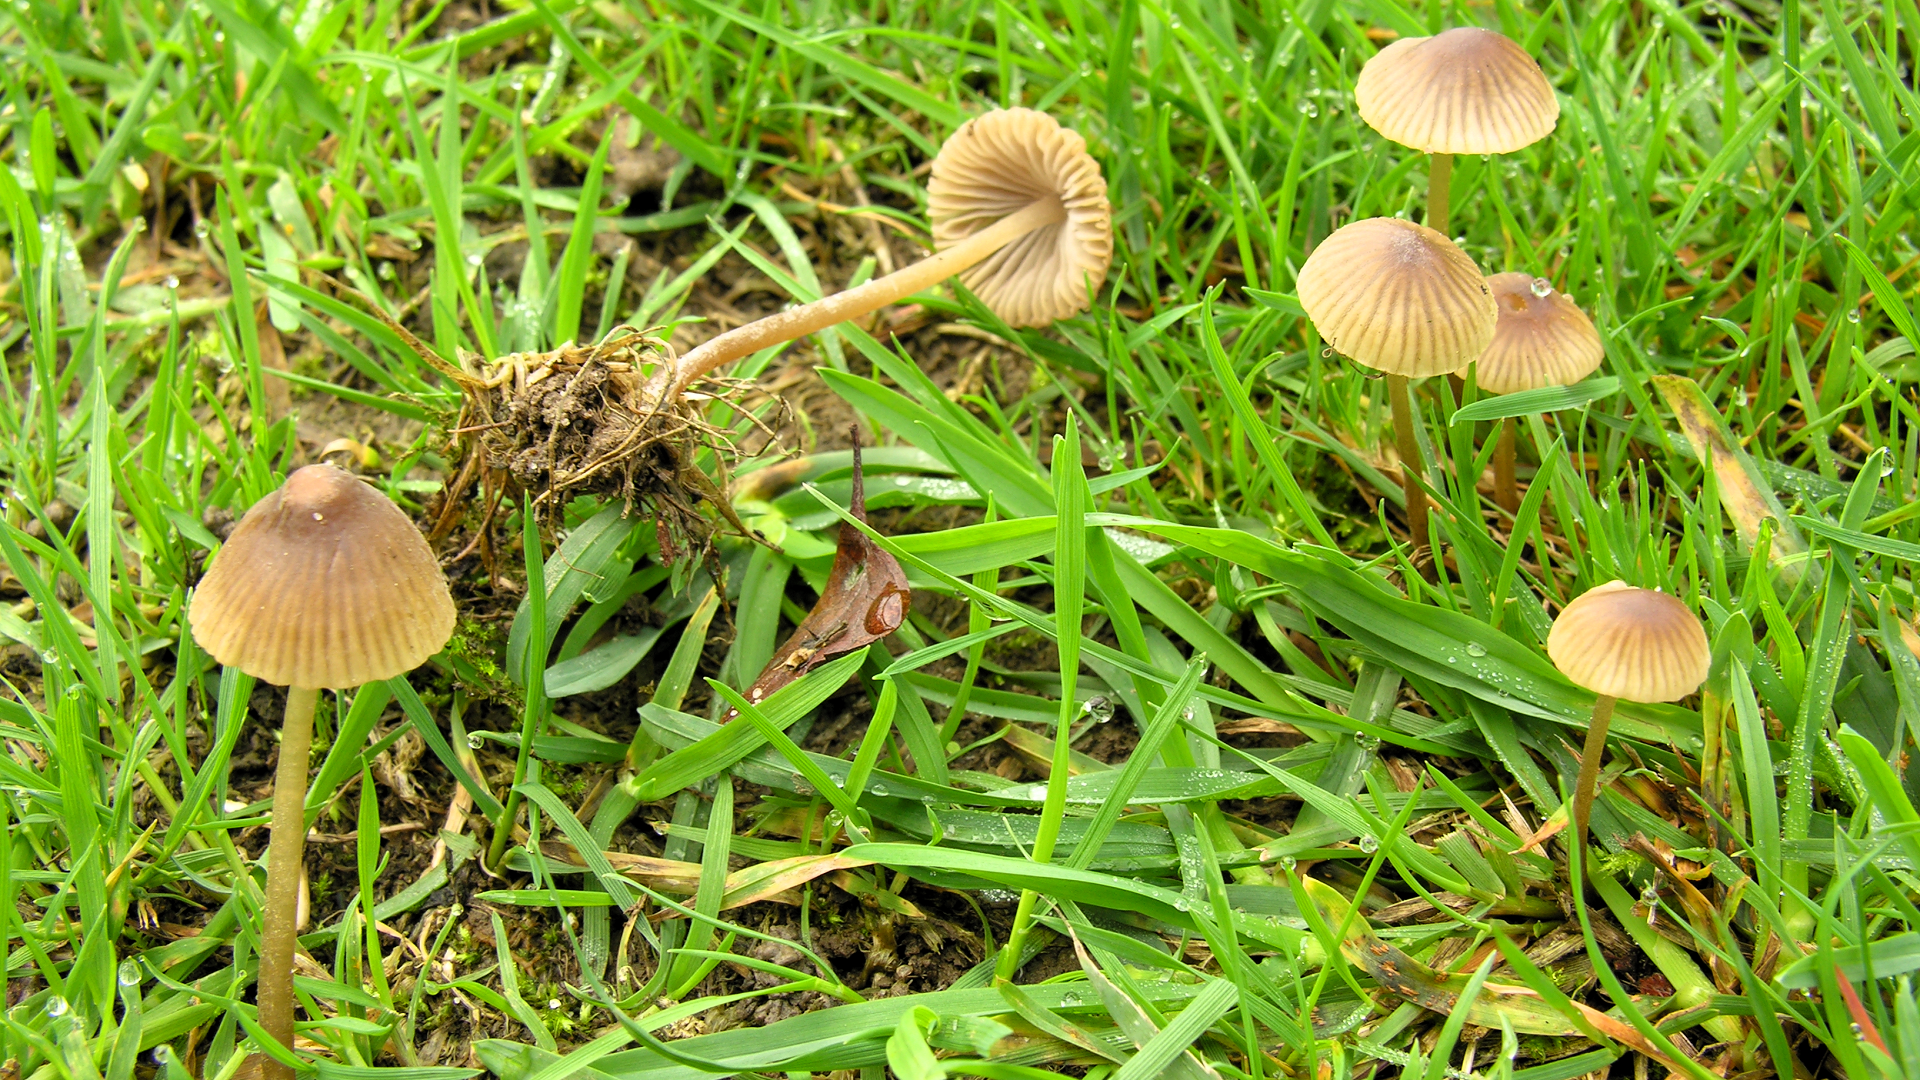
[429,327,785,559]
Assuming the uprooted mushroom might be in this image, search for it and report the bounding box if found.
[433,108,1113,558]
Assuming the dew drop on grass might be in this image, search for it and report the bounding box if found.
[869,783,889,797]
[119,960,141,986]
[467,732,484,749]
[1279,855,1297,870]
[1060,991,1083,1007]
[165,274,179,289]
[1358,834,1379,854]
[46,996,68,1017]
[1466,641,1488,657]
[1846,310,1861,324]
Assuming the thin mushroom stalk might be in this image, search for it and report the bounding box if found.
[1569,693,1615,850]
[666,196,1067,397]
[1387,373,1431,553]
[1426,152,1453,239]
[1494,417,1518,515]
[258,686,319,1080]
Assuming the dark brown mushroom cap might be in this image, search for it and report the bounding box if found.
[1355,28,1559,155]
[1464,272,1605,394]
[1546,580,1710,704]
[927,108,1113,327]
[1297,217,1498,377]
[189,464,455,689]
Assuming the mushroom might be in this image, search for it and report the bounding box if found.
[1546,580,1708,851]
[189,464,455,1080]
[1297,216,1498,555]
[664,107,1111,398]
[1355,27,1558,239]
[1463,273,1604,513]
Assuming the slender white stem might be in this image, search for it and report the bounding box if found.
[669,197,1066,395]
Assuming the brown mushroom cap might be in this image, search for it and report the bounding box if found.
[1355,28,1559,155]
[927,108,1113,327]
[1463,273,1605,394]
[1547,580,1710,704]
[189,464,456,689]
[1297,217,1498,377]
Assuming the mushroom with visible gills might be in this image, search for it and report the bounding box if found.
[664,107,1111,398]
[1355,26,1558,240]
[1297,216,1498,556]
[1462,273,1605,514]
[1546,581,1709,851]
[189,464,456,1080]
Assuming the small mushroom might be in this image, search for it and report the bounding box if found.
[667,108,1111,396]
[1297,217,1498,555]
[1463,273,1604,513]
[1355,27,1558,239]
[189,464,455,1080]
[1546,580,1708,851]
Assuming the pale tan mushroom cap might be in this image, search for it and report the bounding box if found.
[189,464,456,689]
[928,108,1113,327]
[1464,272,1605,393]
[1355,28,1559,154]
[1297,217,1498,377]
[1547,580,1710,704]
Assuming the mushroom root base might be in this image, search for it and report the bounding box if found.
[446,329,780,559]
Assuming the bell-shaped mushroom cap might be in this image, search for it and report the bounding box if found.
[1464,273,1605,394]
[927,108,1112,328]
[189,464,456,690]
[1547,581,1710,704]
[1355,28,1559,155]
[1297,217,1498,377]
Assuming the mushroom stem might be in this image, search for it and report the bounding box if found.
[1426,153,1453,239]
[669,196,1068,395]
[1571,693,1616,851]
[1494,417,1519,514]
[259,685,318,1080]
[1387,373,1431,556]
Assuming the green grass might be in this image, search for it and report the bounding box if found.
[2,0,1918,1077]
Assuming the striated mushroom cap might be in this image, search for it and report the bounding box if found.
[1356,27,1559,155]
[190,464,456,689]
[1547,580,1709,704]
[928,108,1112,327]
[1297,217,1498,377]
[1464,273,1605,394]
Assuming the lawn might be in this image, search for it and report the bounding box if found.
[2,0,1917,1077]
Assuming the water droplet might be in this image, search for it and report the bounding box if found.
[1298,101,1318,118]
[1173,897,1191,911]
[1060,991,1083,1007]
[194,221,212,239]
[466,732,484,749]
[1358,834,1379,854]
[165,274,179,289]
[1846,310,1861,324]
[1279,855,1297,870]
[1465,642,1488,657]
[1640,885,1660,904]
[39,650,58,665]
[119,960,141,986]
[1880,457,1896,478]
[1530,277,1554,298]
[1446,655,1458,663]
[869,783,889,797]
[46,996,68,1017]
